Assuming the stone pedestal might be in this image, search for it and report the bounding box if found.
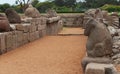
[85,63,117,74]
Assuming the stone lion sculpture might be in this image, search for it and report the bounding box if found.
[84,17,113,57]
[5,8,21,23]
[0,14,11,32]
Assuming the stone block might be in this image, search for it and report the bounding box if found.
[85,63,117,74]
[5,32,14,51]
[81,57,111,72]
[41,17,47,25]
[29,32,35,42]
[30,25,37,32]
[15,31,24,47]
[38,25,46,31]
[12,33,17,49]
[16,24,30,33]
[34,31,39,40]
[0,33,6,54]
[23,33,29,44]
[39,29,46,37]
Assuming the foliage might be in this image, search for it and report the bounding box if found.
[32,0,39,7]
[0,3,11,12]
[0,0,120,13]
[101,4,120,12]
[35,1,54,13]
[80,0,119,8]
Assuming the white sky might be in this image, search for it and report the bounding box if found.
[0,0,45,5]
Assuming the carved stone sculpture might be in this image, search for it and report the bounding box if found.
[25,5,40,18]
[84,18,113,57]
[46,9,57,18]
[5,8,21,23]
[0,15,11,32]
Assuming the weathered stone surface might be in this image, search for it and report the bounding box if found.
[5,8,21,23]
[107,26,117,37]
[81,57,111,72]
[46,9,57,18]
[112,49,120,54]
[0,16,11,32]
[10,24,16,30]
[73,15,84,27]
[38,25,46,31]
[16,31,24,47]
[0,33,6,54]
[35,31,39,40]
[5,32,14,51]
[85,63,117,74]
[15,24,30,32]
[47,16,61,23]
[39,29,46,37]
[25,5,40,18]
[30,25,37,32]
[84,18,113,57]
[23,33,29,44]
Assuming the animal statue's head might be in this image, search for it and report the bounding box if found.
[84,17,98,36]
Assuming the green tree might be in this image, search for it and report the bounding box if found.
[31,0,39,7]
[80,0,119,8]
[54,0,65,6]
[65,0,76,7]
[0,3,11,12]
[35,1,54,13]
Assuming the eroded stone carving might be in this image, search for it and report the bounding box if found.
[84,18,113,57]
[5,8,21,23]
[46,9,57,18]
[25,5,40,18]
[0,14,11,32]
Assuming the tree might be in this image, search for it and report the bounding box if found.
[35,1,54,13]
[54,0,65,6]
[15,0,31,12]
[80,0,119,8]
[31,0,39,7]
[0,3,11,12]
[65,0,76,7]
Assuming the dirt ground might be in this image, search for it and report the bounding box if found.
[0,28,87,74]
[58,27,84,35]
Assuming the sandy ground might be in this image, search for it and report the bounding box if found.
[0,28,87,74]
[58,27,84,35]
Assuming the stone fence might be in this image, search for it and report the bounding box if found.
[41,14,84,27]
[0,16,63,55]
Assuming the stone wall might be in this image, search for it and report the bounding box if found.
[0,17,63,55]
[41,14,84,27]
[60,14,84,27]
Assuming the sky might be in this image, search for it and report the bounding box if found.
[0,0,45,5]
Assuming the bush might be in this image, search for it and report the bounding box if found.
[101,4,120,12]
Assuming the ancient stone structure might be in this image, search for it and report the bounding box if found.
[25,5,40,18]
[84,18,113,57]
[5,8,21,23]
[0,11,63,55]
[0,15,11,32]
[45,9,63,35]
[82,8,120,74]
[46,9,57,18]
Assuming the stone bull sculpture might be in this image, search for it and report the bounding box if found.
[84,18,113,57]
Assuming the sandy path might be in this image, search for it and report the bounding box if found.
[58,27,84,35]
[0,30,87,74]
